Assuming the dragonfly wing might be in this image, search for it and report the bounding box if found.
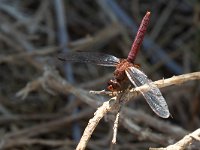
[125,67,170,118]
[58,52,120,67]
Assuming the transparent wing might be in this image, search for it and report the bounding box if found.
[125,67,170,118]
[58,52,120,67]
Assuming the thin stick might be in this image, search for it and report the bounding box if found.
[16,68,200,150]
[150,128,200,150]
[76,99,116,150]
[112,111,120,144]
[76,72,200,150]
[0,46,58,64]
[131,71,200,93]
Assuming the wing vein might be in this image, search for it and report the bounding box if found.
[125,67,170,118]
[58,52,120,66]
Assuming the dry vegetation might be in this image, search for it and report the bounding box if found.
[0,0,200,150]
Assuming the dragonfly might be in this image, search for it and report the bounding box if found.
[58,11,170,118]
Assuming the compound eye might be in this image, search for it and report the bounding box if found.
[107,85,114,91]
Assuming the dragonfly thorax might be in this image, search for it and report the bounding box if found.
[114,59,133,81]
[107,59,134,91]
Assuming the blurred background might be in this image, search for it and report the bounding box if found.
[0,0,200,149]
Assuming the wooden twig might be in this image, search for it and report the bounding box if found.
[111,111,120,144]
[76,71,200,150]
[90,71,200,109]
[0,3,28,21]
[121,116,170,145]
[0,113,62,125]
[131,72,200,94]
[1,138,76,149]
[0,1,199,150]
[16,67,200,150]
[76,98,116,150]
[150,128,200,150]
[27,0,49,33]
[122,108,188,139]
[1,109,93,149]
[0,46,58,64]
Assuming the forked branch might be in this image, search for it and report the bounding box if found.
[16,68,200,150]
[76,71,200,150]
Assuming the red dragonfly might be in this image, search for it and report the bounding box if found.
[58,11,170,118]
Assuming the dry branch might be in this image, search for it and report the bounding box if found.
[132,72,200,94]
[1,108,92,149]
[16,67,200,150]
[150,128,200,150]
[0,46,58,64]
[1,1,199,150]
[76,71,200,150]
[122,108,188,139]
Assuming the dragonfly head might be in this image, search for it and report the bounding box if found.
[107,79,120,92]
